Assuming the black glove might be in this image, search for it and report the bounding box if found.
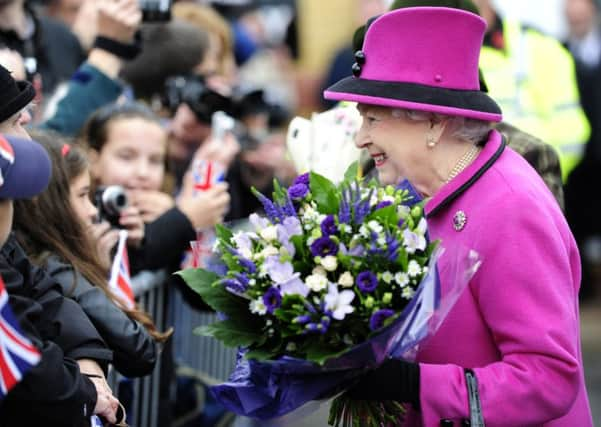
[346,358,420,407]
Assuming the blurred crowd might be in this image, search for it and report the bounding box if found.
[0,0,600,425]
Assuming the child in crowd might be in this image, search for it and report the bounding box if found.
[12,130,171,379]
[0,133,120,426]
[82,101,230,273]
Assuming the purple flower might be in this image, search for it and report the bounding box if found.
[263,287,282,314]
[356,271,378,293]
[294,314,312,324]
[288,183,309,200]
[310,237,339,257]
[375,200,392,210]
[239,257,257,273]
[222,276,248,293]
[263,256,309,297]
[293,173,309,186]
[320,215,338,236]
[369,309,395,331]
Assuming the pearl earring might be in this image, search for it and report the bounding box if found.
[426,135,436,148]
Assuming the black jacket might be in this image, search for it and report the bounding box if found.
[0,235,112,426]
[45,255,157,377]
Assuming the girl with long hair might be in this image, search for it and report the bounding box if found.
[13,130,171,378]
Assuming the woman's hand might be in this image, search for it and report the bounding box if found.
[77,359,120,423]
[346,358,420,406]
[90,221,120,268]
[193,133,241,171]
[177,179,231,230]
[118,206,145,248]
[129,190,175,223]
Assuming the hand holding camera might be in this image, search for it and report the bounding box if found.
[94,186,145,253]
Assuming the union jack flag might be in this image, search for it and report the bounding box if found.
[0,275,41,399]
[192,159,225,193]
[109,230,135,310]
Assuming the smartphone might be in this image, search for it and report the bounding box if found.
[140,0,172,22]
[211,111,235,143]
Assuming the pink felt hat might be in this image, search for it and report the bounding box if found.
[324,7,502,122]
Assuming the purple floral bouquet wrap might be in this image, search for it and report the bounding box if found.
[179,165,478,426]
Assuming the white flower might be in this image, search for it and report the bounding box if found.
[370,193,379,207]
[249,298,267,315]
[402,287,416,300]
[321,255,338,272]
[367,220,383,234]
[377,236,386,246]
[324,283,355,320]
[402,229,427,254]
[408,260,422,277]
[249,213,270,231]
[395,272,409,287]
[340,224,352,234]
[306,274,328,292]
[260,225,278,242]
[416,217,428,235]
[312,266,327,276]
[381,271,393,284]
[397,205,410,218]
[338,271,354,288]
[260,245,279,258]
[359,225,369,238]
[240,248,253,259]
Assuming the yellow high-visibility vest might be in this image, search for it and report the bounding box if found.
[480,19,590,181]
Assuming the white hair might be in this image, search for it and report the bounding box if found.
[390,108,492,145]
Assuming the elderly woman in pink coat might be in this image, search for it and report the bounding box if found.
[323,6,593,427]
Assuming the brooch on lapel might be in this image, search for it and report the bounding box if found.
[453,210,467,231]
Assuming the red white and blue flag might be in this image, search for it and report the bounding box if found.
[109,230,135,310]
[0,275,41,399]
[0,136,15,164]
[192,159,225,194]
[0,135,15,188]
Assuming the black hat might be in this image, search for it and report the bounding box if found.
[0,64,36,124]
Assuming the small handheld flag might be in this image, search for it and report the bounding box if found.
[109,230,135,310]
[0,276,41,399]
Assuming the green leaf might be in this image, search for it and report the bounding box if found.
[176,269,246,315]
[245,347,281,361]
[215,223,233,244]
[310,172,340,214]
[272,178,288,205]
[176,268,219,295]
[369,204,398,227]
[343,161,359,184]
[195,320,263,347]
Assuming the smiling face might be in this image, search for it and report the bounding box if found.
[355,104,433,187]
[90,117,167,192]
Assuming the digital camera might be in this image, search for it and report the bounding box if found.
[162,75,235,124]
[94,185,128,228]
[139,0,172,22]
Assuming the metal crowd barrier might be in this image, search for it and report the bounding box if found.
[107,270,167,427]
[107,269,239,426]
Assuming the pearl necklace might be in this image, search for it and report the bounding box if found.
[446,144,480,183]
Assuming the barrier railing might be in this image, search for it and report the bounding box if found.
[107,270,167,427]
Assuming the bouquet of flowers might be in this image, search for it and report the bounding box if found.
[179,164,478,426]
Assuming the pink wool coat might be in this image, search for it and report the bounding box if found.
[406,130,592,426]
